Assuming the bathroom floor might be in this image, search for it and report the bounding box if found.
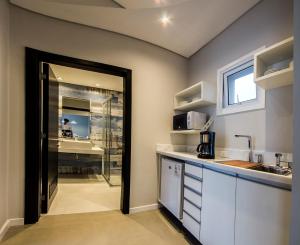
[48,175,121,215]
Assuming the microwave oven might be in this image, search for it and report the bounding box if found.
[173,111,206,130]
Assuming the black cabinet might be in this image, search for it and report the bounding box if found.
[58,153,102,175]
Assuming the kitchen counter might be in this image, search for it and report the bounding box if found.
[157,150,292,190]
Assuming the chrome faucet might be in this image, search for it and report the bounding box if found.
[235,135,253,162]
[275,153,294,171]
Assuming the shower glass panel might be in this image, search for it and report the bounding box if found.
[103,98,111,184]
[102,96,122,186]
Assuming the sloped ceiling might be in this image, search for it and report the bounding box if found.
[10,0,260,57]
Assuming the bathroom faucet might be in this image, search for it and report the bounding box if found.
[235,135,253,162]
[275,153,283,167]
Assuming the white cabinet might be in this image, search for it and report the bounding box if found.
[200,169,236,245]
[160,157,183,219]
[182,163,202,240]
[235,178,291,245]
[158,155,292,245]
[183,211,201,239]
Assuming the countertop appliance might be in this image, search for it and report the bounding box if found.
[197,131,215,159]
[173,111,206,130]
[159,157,183,219]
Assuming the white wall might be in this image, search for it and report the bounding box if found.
[290,0,300,244]
[187,0,293,152]
[8,5,188,218]
[0,0,10,230]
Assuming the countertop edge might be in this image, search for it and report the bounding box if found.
[156,150,292,190]
[59,148,104,155]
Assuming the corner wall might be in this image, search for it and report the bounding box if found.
[290,0,300,244]
[8,5,188,219]
[187,0,293,152]
[0,0,10,231]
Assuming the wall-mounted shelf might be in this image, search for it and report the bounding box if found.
[170,130,201,135]
[254,37,293,90]
[174,81,216,111]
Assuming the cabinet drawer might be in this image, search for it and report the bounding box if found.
[184,175,202,193]
[184,187,202,208]
[185,163,202,179]
[183,211,200,240]
[183,199,201,221]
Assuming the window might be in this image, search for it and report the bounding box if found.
[225,61,256,105]
[217,48,265,115]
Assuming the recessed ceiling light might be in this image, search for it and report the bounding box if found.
[57,76,63,81]
[160,14,171,27]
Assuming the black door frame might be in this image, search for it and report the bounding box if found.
[25,48,132,224]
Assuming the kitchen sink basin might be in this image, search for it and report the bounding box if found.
[216,160,258,169]
[249,165,292,176]
[216,160,292,176]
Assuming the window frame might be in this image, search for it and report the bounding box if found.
[223,59,255,106]
[216,48,265,116]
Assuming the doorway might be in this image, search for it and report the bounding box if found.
[25,48,132,224]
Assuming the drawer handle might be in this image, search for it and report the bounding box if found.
[184,197,202,210]
[183,210,201,224]
[184,185,202,196]
[184,173,203,182]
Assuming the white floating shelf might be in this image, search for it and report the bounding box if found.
[170,130,201,135]
[254,37,293,90]
[174,99,215,111]
[255,67,293,90]
[174,81,216,111]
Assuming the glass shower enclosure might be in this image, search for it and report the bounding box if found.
[102,97,122,186]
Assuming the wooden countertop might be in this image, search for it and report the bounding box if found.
[218,160,259,169]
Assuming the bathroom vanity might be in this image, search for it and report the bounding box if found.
[59,139,104,155]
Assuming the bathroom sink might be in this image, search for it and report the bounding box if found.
[59,139,93,150]
[249,165,292,176]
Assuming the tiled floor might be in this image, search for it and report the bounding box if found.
[48,175,121,215]
[1,210,189,245]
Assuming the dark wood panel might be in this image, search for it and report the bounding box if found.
[41,63,59,213]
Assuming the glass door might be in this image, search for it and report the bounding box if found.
[102,97,112,183]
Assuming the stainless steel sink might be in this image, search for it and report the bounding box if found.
[250,165,292,176]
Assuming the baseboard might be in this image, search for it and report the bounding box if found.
[0,218,24,241]
[129,203,159,214]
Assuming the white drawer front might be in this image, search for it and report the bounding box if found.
[183,211,200,240]
[185,163,202,179]
[184,200,201,221]
[184,187,202,208]
[184,175,202,193]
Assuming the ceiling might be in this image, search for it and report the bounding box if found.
[10,0,260,57]
[50,64,124,92]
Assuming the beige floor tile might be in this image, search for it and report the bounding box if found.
[48,176,121,215]
[1,210,189,245]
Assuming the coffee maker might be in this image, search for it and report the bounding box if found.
[197,131,215,159]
